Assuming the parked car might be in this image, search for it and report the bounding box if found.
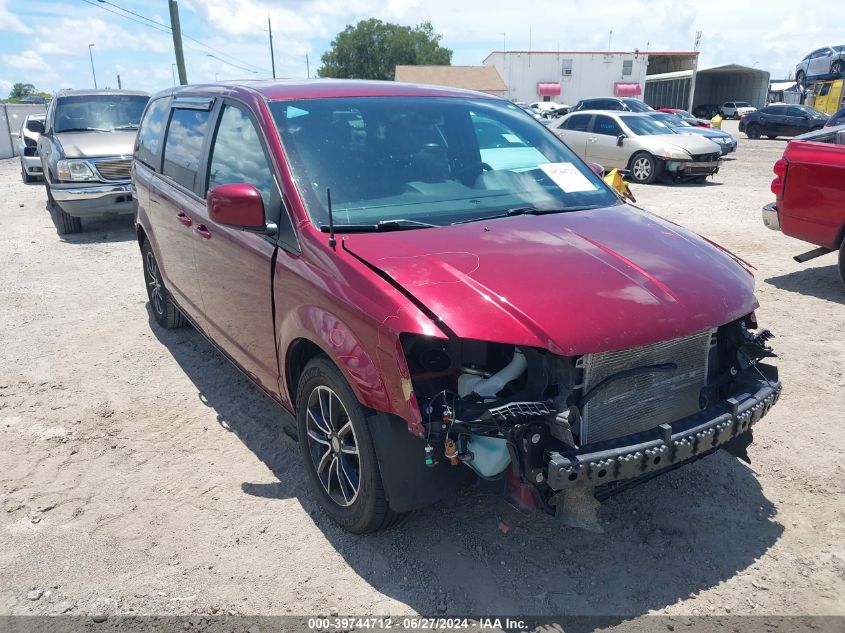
[18,114,45,183]
[795,45,845,86]
[739,104,829,139]
[646,111,737,155]
[550,111,722,183]
[824,106,845,127]
[133,80,779,533]
[529,101,570,117]
[656,108,711,127]
[763,125,845,283]
[572,97,653,113]
[692,103,721,119]
[720,102,757,119]
[35,89,149,234]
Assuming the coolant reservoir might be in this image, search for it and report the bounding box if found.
[466,436,511,477]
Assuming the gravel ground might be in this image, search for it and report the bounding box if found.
[1,120,843,624]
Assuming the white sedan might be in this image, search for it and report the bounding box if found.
[795,45,845,85]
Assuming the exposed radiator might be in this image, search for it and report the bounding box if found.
[94,159,131,181]
[579,329,715,445]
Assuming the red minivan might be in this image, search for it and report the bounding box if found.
[133,80,780,533]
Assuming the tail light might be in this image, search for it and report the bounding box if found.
[770,158,787,198]
[740,114,748,121]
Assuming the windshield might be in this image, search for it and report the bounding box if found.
[621,99,653,112]
[270,96,618,228]
[649,113,690,127]
[620,115,675,136]
[54,95,149,133]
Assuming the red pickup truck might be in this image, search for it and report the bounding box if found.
[763,126,845,282]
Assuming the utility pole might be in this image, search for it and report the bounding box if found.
[268,16,276,79]
[306,53,310,78]
[168,0,188,85]
[116,74,122,89]
[88,44,98,89]
[688,31,702,111]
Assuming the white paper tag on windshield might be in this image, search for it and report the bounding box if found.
[539,162,598,193]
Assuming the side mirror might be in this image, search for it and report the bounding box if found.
[207,183,274,233]
[26,119,45,134]
[616,133,627,147]
[587,162,605,177]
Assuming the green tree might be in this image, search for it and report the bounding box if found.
[9,83,36,99]
[318,19,452,80]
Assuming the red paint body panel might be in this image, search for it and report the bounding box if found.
[341,205,757,356]
[776,140,845,250]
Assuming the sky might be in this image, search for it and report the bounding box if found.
[0,0,836,96]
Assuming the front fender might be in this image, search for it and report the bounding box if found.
[281,305,424,435]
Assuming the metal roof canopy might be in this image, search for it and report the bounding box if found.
[645,64,770,110]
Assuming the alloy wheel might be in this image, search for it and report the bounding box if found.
[145,250,165,316]
[305,385,360,507]
[632,157,652,181]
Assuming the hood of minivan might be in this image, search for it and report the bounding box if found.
[55,130,136,158]
[344,205,756,356]
[640,133,722,156]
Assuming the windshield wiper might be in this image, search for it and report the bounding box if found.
[452,205,603,225]
[320,218,437,233]
[57,127,111,132]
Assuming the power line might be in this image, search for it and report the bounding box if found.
[79,0,271,74]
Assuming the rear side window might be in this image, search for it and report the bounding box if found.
[593,115,622,136]
[208,105,276,207]
[564,114,591,131]
[162,108,212,192]
[136,97,170,170]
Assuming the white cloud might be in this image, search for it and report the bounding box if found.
[0,0,31,34]
[1,50,48,71]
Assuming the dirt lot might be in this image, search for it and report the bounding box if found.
[1,120,844,624]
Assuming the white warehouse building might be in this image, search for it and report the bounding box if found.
[483,50,698,105]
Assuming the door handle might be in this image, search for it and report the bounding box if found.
[176,211,192,226]
[193,224,211,239]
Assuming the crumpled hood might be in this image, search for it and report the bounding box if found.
[646,133,722,156]
[55,130,136,158]
[344,204,756,355]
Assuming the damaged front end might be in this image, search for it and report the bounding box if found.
[401,313,780,525]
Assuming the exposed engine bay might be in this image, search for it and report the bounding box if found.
[401,313,779,520]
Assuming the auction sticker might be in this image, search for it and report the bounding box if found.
[539,162,597,193]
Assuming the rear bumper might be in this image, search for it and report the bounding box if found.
[762,202,781,231]
[51,182,135,217]
[546,380,781,491]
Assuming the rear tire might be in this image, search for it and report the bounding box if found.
[296,356,404,533]
[628,152,661,184]
[141,240,188,329]
[746,124,762,139]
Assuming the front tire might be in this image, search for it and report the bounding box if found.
[746,124,762,140]
[55,205,81,234]
[832,60,843,75]
[629,152,660,184]
[839,239,845,286]
[296,357,403,533]
[141,240,187,329]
